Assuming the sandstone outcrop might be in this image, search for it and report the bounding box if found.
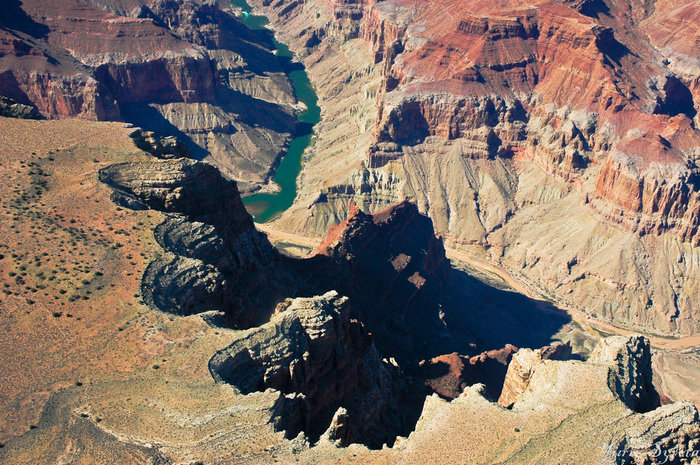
[498,341,573,408]
[364,335,700,465]
[129,128,190,159]
[501,336,659,413]
[615,403,700,465]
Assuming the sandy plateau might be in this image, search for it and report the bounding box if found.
[0,117,284,463]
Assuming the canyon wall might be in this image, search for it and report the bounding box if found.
[0,0,299,190]
[251,0,700,338]
[97,130,699,459]
[104,137,700,460]
[2,0,696,336]
[0,116,697,463]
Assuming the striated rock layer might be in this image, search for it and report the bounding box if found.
[99,156,292,327]
[251,0,700,338]
[0,0,299,190]
[209,291,422,448]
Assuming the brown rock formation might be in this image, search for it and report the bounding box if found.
[0,118,697,463]
[0,0,298,189]
[498,341,573,408]
[303,201,452,360]
[588,334,661,412]
[209,291,422,448]
[500,337,659,413]
[367,335,699,465]
[252,0,700,339]
[99,157,291,326]
[592,130,700,243]
[419,345,518,400]
[359,0,700,244]
[128,128,190,159]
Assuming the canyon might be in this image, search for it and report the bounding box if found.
[1,115,698,463]
[246,0,700,341]
[0,0,699,463]
[0,0,302,191]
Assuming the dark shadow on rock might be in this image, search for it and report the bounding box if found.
[578,0,611,18]
[0,70,36,107]
[219,14,288,75]
[98,155,572,449]
[595,28,631,66]
[118,103,209,159]
[0,0,50,38]
[295,121,315,137]
[284,254,572,365]
[280,204,571,366]
[654,76,697,120]
[440,266,572,355]
[216,88,297,134]
[208,291,428,449]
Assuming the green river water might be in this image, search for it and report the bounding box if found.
[232,0,321,223]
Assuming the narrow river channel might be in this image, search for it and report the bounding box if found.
[232,0,321,223]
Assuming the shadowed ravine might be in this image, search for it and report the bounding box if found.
[233,0,321,222]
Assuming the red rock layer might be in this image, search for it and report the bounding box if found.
[318,0,700,244]
[419,345,518,400]
[0,0,222,119]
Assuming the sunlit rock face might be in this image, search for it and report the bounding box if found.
[253,0,699,339]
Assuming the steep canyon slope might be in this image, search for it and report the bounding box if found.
[1,116,698,464]
[0,0,300,191]
[251,0,700,339]
[1,0,699,463]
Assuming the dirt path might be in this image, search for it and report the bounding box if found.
[256,224,699,351]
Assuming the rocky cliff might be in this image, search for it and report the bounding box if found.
[95,143,452,448]
[363,0,700,246]
[209,291,421,448]
[299,201,452,361]
[99,156,292,326]
[250,0,700,339]
[97,138,697,458]
[0,116,695,463]
[384,334,698,465]
[0,0,298,190]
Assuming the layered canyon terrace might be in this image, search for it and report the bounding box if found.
[0,0,699,464]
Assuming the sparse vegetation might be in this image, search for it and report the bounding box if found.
[0,119,168,452]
